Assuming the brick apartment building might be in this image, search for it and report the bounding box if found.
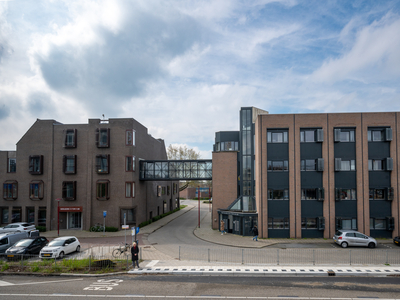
[0,118,179,231]
[213,107,399,239]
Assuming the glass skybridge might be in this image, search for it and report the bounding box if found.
[139,160,212,181]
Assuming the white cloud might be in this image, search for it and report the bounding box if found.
[1,0,400,153]
[312,13,400,83]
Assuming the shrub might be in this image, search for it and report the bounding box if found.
[105,226,118,232]
[36,226,46,232]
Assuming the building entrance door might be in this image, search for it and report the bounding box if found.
[68,212,82,229]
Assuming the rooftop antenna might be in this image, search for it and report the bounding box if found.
[102,114,105,120]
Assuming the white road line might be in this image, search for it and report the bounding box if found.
[2,278,83,286]
[0,280,14,286]
[146,260,159,267]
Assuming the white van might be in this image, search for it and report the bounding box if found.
[0,232,29,253]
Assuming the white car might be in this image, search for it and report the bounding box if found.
[0,222,36,233]
[39,236,81,259]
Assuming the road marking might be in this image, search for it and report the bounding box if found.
[0,294,392,299]
[5,278,83,286]
[0,280,14,286]
[147,260,159,267]
[83,279,123,291]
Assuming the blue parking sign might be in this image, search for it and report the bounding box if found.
[103,211,107,218]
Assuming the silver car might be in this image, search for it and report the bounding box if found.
[333,230,377,248]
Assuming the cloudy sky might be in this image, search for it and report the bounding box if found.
[1,0,400,158]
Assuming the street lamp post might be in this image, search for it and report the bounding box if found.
[198,186,200,228]
[56,198,62,237]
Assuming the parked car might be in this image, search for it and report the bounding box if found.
[393,236,400,246]
[0,223,36,233]
[333,230,377,248]
[39,236,81,259]
[0,232,30,253]
[5,236,49,259]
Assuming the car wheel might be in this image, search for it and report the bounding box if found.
[76,245,80,252]
[341,242,348,248]
[368,242,376,248]
[58,251,65,259]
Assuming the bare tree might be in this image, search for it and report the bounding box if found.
[167,144,201,160]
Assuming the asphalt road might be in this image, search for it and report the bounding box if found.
[0,274,399,299]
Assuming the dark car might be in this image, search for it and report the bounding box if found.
[393,236,400,246]
[5,236,49,259]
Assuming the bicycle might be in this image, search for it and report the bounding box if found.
[112,243,131,258]
[89,223,105,232]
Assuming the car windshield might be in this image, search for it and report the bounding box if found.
[3,225,14,229]
[14,239,33,247]
[48,240,65,247]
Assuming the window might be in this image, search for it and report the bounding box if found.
[370,218,386,230]
[125,156,135,172]
[11,207,21,223]
[64,129,77,148]
[126,130,135,146]
[300,130,315,142]
[1,207,9,223]
[335,188,356,201]
[167,186,170,195]
[125,182,135,198]
[336,218,357,230]
[26,207,35,224]
[369,188,389,200]
[62,181,76,200]
[3,181,18,200]
[302,188,324,201]
[267,160,288,171]
[157,186,161,197]
[29,181,44,200]
[301,188,317,200]
[162,186,166,195]
[334,129,355,142]
[96,180,110,200]
[268,217,289,229]
[218,141,239,151]
[335,158,355,171]
[341,160,355,171]
[63,155,77,174]
[301,218,318,229]
[96,128,110,148]
[268,189,289,200]
[368,159,382,171]
[96,155,110,174]
[29,155,43,175]
[300,159,316,171]
[38,207,46,226]
[120,208,135,225]
[8,158,16,173]
[267,131,288,143]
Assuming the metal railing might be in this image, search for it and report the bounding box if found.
[178,246,400,266]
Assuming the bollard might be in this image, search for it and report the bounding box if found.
[277,249,280,265]
[89,255,91,271]
[313,249,315,266]
[386,250,388,265]
[349,250,352,265]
